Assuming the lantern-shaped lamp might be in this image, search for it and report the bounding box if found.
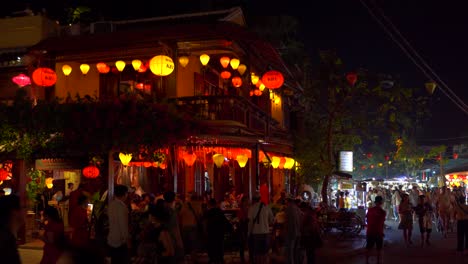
[178,56,189,68]
[149,55,175,76]
[220,56,230,68]
[45,177,54,189]
[115,60,126,72]
[12,74,31,87]
[284,157,295,169]
[384,155,390,161]
[258,81,266,91]
[82,165,100,178]
[254,89,262,96]
[278,157,286,169]
[238,64,247,75]
[183,152,197,167]
[230,58,240,70]
[453,153,459,159]
[251,75,259,85]
[200,54,210,66]
[261,70,284,89]
[80,64,90,75]
[32,67,57,86]
[220,71,231,79]
[236,154,248,168]
[62,65,72,76]
[232,76,242,87]
[3,188,11,195]
[346,72,358,86]
[159,163,167,170]
[0,169,8,181]
[132,60,142,71]
[143,162,152,168]
[425,81,437,95]
[271,157,281,169]
[138,63,148,73]
[213,154,225,168]
[119,153,132,166]
[96,62,110,74]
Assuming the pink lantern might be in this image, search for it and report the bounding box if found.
[12,74,31,87]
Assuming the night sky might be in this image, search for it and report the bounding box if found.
[3,0,467,141]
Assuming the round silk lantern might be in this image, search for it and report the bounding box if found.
[119,153,132,166]
[230,58,240,70]
[183,152,197,167]
[251,75,259,85]
[271,156,281,169]
[178,56,189,68]
[237,64,247,75]
[253,89,262,96]
[236,154,248,168]
[96,62,110,74]
[62,65,72,76]
[149,55,175,76]
[45,177,54,189]
[278,157,286,169]
[346,72,358,86]
[0,169,8,181]
[82,165,100,178]
[232,76,242,87]
[12,73,31,87]
[80,64,90,75]
[138,62,148,73]
[284,157,295,169]
[32,67,57,86]
[159,163,167,170]
[199,54,210,66]
[220,71,231,80]
[143,162,152,168]
[213,154,225,168]
[220,56,230,68]
[261,70,284,89]
[115,60,126,72]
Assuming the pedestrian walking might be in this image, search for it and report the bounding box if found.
[453,195,468,255]
[300,202,322,264]
[414,195,433,247]
[69,195,89,248]
[0,195,23,264]
[366,196,386,264]
[107,184,130,264]
[204,198,232,264]
[40,206,65,264]
[285,197,302,264]
[248,193,274,264]
[398,193,413,246]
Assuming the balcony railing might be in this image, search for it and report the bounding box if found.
[172,95,290,139]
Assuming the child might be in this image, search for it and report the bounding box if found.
[414,195,433,247]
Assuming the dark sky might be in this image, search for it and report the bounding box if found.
[3,0,468,140]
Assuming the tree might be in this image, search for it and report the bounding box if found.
[295,50,430,204]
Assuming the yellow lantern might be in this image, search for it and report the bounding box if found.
[251,75,259,85]
[119,153,132,166]
[131,60,142,71]
[178,56,189,68]
[220,56,230,68]
[274,97,281,105]
[238,64,247,75]
[62,64,72,76]
[284,157,295,169]
[200,54,210,66]
[271,156,281,169]
[236,154,249,168]
[80,64,90,75]
[378,163,383,167]
[230,58,240,70]
[115,60,126,72]
[149,55,175,76]
[45,177,53,189]
[454,174,458,179]
[3,188,11,195]
[259,82,266,91]
[213,154,225,168]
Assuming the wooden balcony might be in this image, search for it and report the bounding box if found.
[172,95,290,141]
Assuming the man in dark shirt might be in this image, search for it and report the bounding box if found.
[366,195,386,264]
[0,195,23,264]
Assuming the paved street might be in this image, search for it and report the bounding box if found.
[19,219,468,264]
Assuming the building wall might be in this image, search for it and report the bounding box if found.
[175,55,200,97]
[271,95,284,127]
[55,62,100,99]
[0,16,59,49]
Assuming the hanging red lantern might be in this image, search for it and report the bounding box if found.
[366,153,373,158]
[96,62,110,74]
[253,89,262,96]
[453,153,459,159]
[143,162,152,168]
[82,165,100,178]
[249,90,254,96]
[135,83,144,89]
[0,169,8,181]
[231,76,242,87]
[220,71,231,79]
[261,70,284,89]
[138,62,148,73]
[278,157,286,169]
[346,72,358,86]
[384,155,390,161]
[183,152,197,167]
[12,73,31,87]
[32,67,57,86]
[159,163,167,170]
[219,56,230,68]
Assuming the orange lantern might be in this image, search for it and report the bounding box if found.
[143,162,152,168]
[135,83,144,89]
[45,177,54,189]
[138,62,148,73]
[32,67,57,86]
[96,63,110,74]
[237,64,247,75]
[82,165,100,178]
[261,70,284,89]
[278,157,286,169]
[183,152,197,167]
[220,71,231,79]
[220,56,230,68]
[232,76,242,87]
[249,90,254,96]
[253,89,262,96]
[259,151,266,163]
[159,163,167,170]
[213,154,225,168]
[0,169,8,181]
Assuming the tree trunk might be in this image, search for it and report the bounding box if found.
[321,112,335,204]
[321,174,330,205]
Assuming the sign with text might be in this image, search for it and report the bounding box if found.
[339,151,353,172]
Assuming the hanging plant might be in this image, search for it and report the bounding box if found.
[26,169,46,202]
[151,151,166,163]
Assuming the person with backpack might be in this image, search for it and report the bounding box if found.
[248,193,274,264]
